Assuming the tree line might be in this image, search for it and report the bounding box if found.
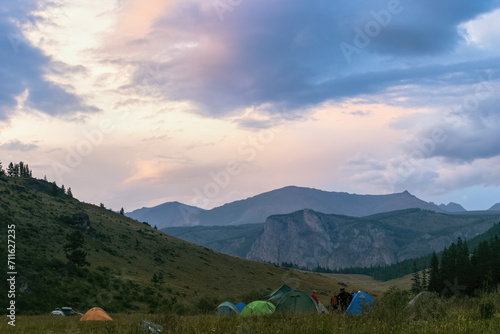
[412,233,500,296]
[0,161,33,177]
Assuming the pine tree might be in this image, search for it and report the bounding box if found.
[7,162,15,176]
[0,161,4,175]
[67,187,73,198]
[51,182,58,196]
[13,163,19,177]
[456,237,472,294]
[411,260,422,294]
[119,208,125,215]
[63,231,89,267]
[421,268,428,291]
[19,161,24,176]
[61,184,65,194]
[428,252,440,293]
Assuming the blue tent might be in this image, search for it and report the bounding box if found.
[235,302,246,313]
[345,291,375,315]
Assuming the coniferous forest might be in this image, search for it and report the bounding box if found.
[412,235,500,296]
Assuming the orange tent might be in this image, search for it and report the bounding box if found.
[80,307,113,321]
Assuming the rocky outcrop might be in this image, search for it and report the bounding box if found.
[247,208,497,270]
[247,210,398,269]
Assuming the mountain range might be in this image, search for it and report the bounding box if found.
[127,186,454,229]
[164,208,500,270]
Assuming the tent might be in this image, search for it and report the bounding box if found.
[275,291,320,314]
[345,291,375,315]
[80,307,113,321]
[240,301,275,316]
[214,301,239,316]
[407,291,432,308]
[235,302,246,313]
[264,284,294,302]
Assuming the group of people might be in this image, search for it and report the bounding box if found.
[331,288,354,311]
[310,288,354,312]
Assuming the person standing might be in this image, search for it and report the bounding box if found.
[311,290,319,304]
[337,288,351,311]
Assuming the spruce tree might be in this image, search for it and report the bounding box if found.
[63,231,89,267]
[13,163,19,177]
[411,260,422,294]
[119,208,125,215]
[7,162,15,176]
[0,161,4,175]
[19,161,24,176]
[428,252,441,293]
[421,268,428,291]
[67,187,73,198]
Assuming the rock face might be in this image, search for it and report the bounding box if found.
[247,209,498,269]
[247,210,397,269]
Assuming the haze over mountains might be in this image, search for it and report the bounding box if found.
[127,186,453,229]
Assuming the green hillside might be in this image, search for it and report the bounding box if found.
[163,223,264,258]
[0,174,344,315]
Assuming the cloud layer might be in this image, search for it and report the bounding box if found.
[0,1,98,120]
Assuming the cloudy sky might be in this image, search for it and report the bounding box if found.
[1,0,500,212]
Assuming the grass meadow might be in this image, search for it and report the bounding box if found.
[3,288,500,334]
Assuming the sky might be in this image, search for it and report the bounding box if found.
[1,0,500,212]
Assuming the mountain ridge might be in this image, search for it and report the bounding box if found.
[164,208,500,270]
[128,185,445,229]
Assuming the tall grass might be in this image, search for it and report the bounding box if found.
[3,289,499,333]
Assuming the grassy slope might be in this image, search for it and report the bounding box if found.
[0,176,351,314]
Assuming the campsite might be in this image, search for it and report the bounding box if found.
[1,171,500,333]
[3,287,500,333]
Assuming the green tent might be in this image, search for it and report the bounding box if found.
[240,301,275,316]
[275,291,320,314]
[214,301,239,316]
[264,284,294,302]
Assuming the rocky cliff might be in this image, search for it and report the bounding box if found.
[247,209,498,269]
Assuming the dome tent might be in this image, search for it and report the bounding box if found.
[235,302,246,313]
[275,291,320,314]
[214,301,239,316]
[80,307,113,321]
[345,291,375,315]
[240,301,275,316]
[264,284,294,302]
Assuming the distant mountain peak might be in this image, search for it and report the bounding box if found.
[488,202,500,211]
[130,185,444,228]
[437,202,467,213]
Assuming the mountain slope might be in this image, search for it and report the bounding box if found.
[248,209,499,269]
[0,175,341,314]
[130,186,444,228]
[165,208,500,270]
[126,201,204,227]
[489,202,500,211]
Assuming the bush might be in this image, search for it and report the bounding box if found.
[195,296,219,314]
[480,299,495,319]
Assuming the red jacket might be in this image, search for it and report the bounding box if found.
[311,293,319,304]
